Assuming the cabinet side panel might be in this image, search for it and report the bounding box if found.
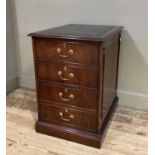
[101,39,119,122]
[31,37,40,116]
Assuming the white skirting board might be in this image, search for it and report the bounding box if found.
[6,76,18,93]
[117,90,148,110]
[19,75,36,89]
[18,75,148,110]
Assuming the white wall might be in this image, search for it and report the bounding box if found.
[6,0,18,93]
[11,0,148,109]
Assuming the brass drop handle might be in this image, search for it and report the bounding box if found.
[59,92,74,102]
[59,111,74,122]
[58,67,74,81]
[58,71,74,81]
[57,48,74,58]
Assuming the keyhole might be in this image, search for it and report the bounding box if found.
[63,43,66,48]
[64,66,67,71]
[65,108,68,113]
[64,88,68,93]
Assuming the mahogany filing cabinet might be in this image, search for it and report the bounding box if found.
[29,24,123,148]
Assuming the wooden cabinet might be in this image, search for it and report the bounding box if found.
[29,24,123,148]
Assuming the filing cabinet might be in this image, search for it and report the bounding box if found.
[29,24,122,148]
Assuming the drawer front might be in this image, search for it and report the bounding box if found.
[34,38,98,66]
[36,63,98,88]
[38,83,98,110]
[39,103,97,132]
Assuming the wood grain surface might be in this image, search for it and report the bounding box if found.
[7,88,147,155]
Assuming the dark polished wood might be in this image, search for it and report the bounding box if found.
[101,39,120,122]
[36,63,98,88]
[34,37,99,67]
[29,24,122,148]
[29,24,122,42]
[38,82,98,110]
[36,97,118,148]
[39,102,97,132]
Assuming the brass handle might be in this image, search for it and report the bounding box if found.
[59,112,74,121]
[59,92,74,102]
[57,48,74,58]
[58,67,74,81]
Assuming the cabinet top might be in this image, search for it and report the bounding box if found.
[28,24,123,41]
